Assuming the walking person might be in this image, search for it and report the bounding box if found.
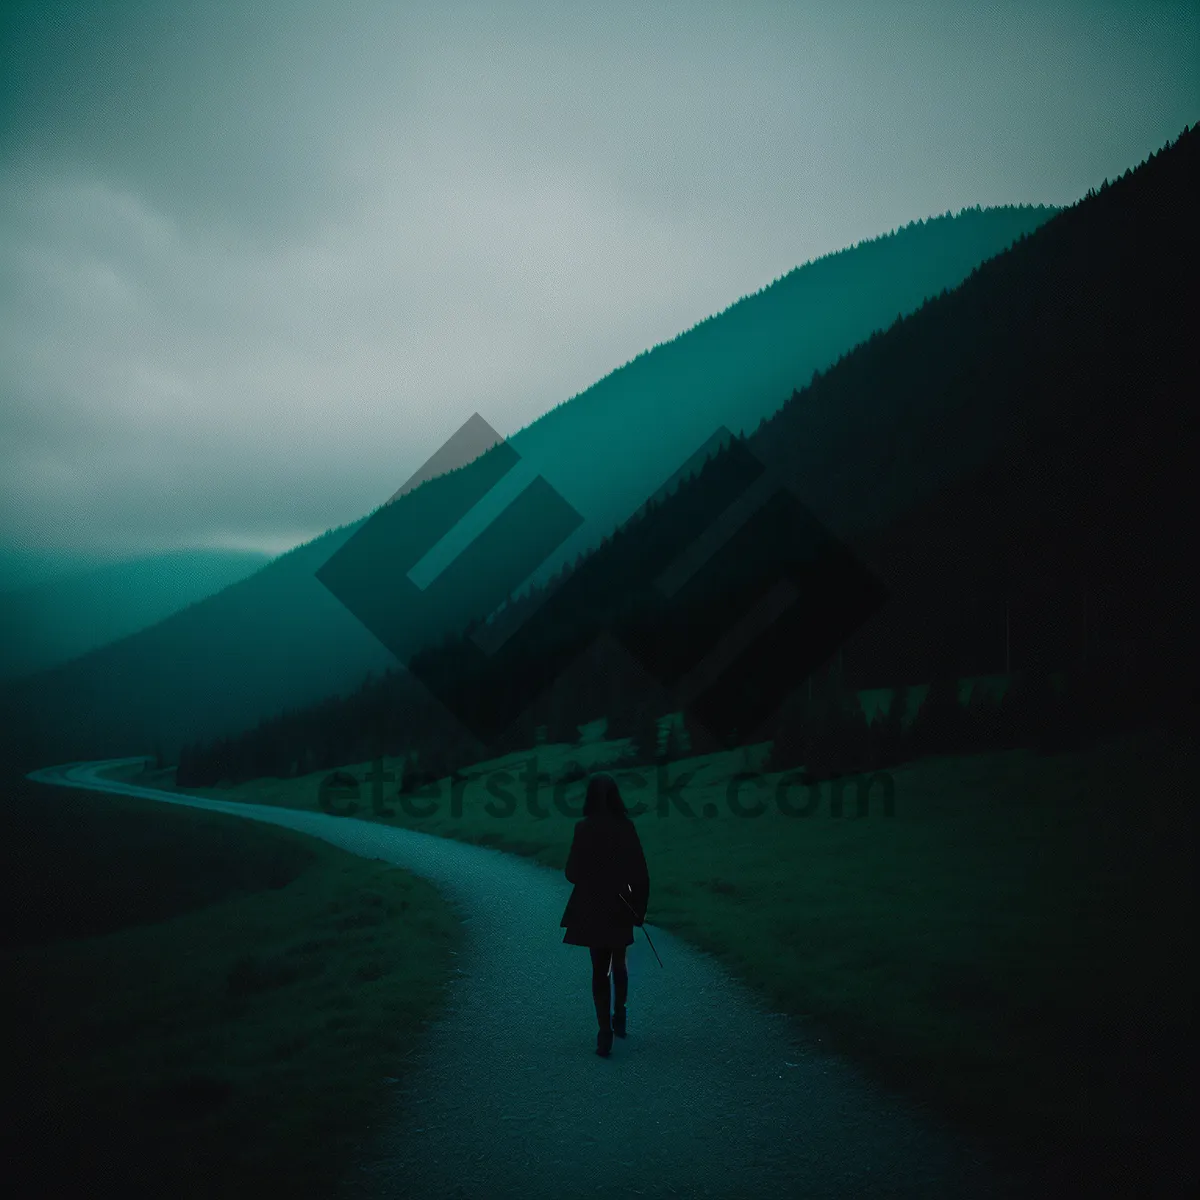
[561,773,651,1057]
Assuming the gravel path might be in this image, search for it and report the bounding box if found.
[28,759,1034,1199]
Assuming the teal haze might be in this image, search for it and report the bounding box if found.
[1,0,1195,584]
[0,13,1195,1193]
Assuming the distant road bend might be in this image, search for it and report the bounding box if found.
[26,759,1031,1199]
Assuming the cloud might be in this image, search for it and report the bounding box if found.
[0,150,737,555]
[0,0,1196,560]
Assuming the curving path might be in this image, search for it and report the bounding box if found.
[27,759,1033,1199]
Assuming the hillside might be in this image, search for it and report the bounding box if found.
[2,203,1054,768]
[173,124,1198,782]
[0,526,396,774]
[0,547,271,682]
[397,123,1197,745]
[503,203,1056,590]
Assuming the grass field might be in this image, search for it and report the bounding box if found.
[2,777,465,1200]
[159,722,1197,1191]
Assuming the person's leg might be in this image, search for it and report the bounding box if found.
[611,944,629,1011]
[611,944,629,1035]
[589,946,613,1030]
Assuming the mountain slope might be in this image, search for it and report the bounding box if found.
[761,126,1198,687]
[2,203,1055,767]
[0,548,272,682]
[503,203,1057,591]
[342,122,1198,746]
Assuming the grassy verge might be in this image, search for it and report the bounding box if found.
[157,726,1196,1191]
[3,776,465,1200]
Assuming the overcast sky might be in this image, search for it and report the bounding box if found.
[1,0,1196,581]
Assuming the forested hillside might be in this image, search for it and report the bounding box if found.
[173,125,1197,786]
[3,203,1053,770]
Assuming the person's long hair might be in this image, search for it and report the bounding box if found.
[582,773,629,820]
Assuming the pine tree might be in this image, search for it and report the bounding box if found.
[868,684,909,768]
[997,669,1052,749]
[628,708,666,767]
[962,682,1003,751]
[910,677,968,758]
[765,680,815,772]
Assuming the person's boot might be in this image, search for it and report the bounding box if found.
[596,1022,614,1057]
[612,1004,627,1038]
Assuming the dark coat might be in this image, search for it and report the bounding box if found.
[561,814,651,948]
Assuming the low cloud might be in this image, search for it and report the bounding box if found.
[1,0,1195,560]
